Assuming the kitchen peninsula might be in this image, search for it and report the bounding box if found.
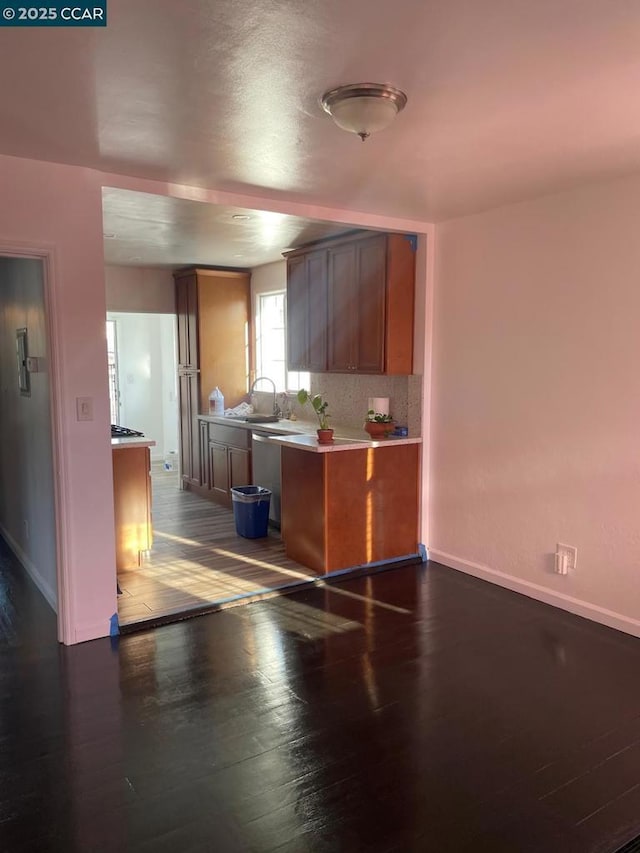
[272,434,421,574]
[198,414,421,575]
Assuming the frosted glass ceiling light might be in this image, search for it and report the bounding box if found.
[321,83,408,141]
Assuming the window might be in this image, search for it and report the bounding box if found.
[255,291,309,392]
[106,320,120,423]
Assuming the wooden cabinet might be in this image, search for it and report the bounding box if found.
[176,272,198,370]
[199,421,251,507]
[198,419,210,489]
[285,231,415,375]
[179,372,200,487]
[281,442,420,573]
[286,249,327,372]
[112,444,153,571]
[175,268,251,490]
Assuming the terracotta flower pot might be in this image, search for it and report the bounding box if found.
[316,428,334,444]
[364,420,395,439]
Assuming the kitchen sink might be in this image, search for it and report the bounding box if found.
[242,414,280,423]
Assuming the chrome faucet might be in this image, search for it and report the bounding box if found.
[250,376,280,416]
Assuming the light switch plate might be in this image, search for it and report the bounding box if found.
[76,396,93,422]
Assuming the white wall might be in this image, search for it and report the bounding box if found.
[430,173,640,637]
[251,260,285,301]
[0,257,57,608]
[105,265,175,314]
[108,312,178,460]
[106,264,178,460]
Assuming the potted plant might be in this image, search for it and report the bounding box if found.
[364,409,395,439]
[297,389,333,443]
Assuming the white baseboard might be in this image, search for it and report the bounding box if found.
[429,549,640,640]
[0,523,57,612]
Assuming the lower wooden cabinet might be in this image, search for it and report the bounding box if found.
[112,444,153,571]
[192,420,252,507]
[209,443,250,506]
[281,442,420,573]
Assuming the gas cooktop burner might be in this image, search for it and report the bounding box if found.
[111,424,145,438]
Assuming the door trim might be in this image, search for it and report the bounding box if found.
[0,241,71,644]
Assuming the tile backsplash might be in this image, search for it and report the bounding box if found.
[252,374,424,436]
[310,373,423,434]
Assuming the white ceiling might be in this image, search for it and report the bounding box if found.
[102,188,352,267]
[3,0,640,266]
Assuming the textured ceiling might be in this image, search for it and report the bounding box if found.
[102,188,353,267]
[2,0,640,263]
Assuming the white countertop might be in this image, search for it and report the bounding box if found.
[266,433,421,453]
[197,413,421,450]
[198,414,319,436]
[111,437,157,450]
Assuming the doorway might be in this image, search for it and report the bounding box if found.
[0,256,59,614]
[106,312,179,462]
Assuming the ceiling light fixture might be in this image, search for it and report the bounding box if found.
[321,82,408,142]
[232,214,252,221]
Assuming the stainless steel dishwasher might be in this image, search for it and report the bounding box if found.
[251,431,282,528]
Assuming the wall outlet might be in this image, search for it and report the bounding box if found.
[556,543,577,574]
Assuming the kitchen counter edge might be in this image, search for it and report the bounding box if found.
[197,414,421,447]
[265,434,422,453]
[111,437,157,450]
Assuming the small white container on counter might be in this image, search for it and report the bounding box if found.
[209,386,224,415]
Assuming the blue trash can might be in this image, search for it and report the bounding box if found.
[231,486,272,538]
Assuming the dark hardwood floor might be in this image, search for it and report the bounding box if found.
[3,535,640,852]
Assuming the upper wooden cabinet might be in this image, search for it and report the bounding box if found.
[286,249,327,372]
[174,267,251,412]
[284,231,415,375]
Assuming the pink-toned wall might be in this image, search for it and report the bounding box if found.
[0,155,431,644]
[0,154,116,643]
[430,174,640,636]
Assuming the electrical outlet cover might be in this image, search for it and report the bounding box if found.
[556,543,577,571]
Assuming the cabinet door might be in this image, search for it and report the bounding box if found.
[176,274,198,369]
[179,373,200,485]
[306,250,327,372]
[199,419,210,489]
[355,235,386,373]
[286,256,308,370]
[209,441,229,499]
[228,447,251,490]
[327,243,358,371]
[197,270,250,412]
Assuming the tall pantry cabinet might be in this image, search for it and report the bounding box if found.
[174,268,251,489]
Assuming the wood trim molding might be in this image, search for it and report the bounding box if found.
[0,241,73,644]
[429,548,640,640]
